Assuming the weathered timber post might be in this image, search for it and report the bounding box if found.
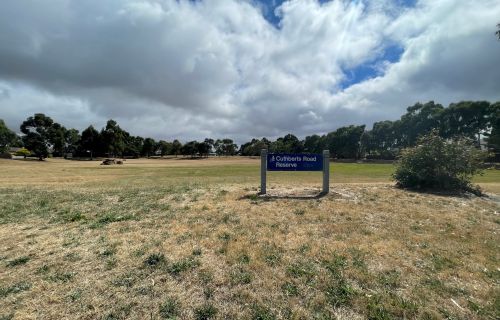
[260,149,267,194]
[322,150,330,194]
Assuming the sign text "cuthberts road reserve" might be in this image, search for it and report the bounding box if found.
[266,153,323,171]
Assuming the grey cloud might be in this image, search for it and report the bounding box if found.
[0,0,499,143]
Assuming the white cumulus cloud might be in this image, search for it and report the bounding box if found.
[0,0,499,143]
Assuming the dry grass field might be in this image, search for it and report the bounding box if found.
[0,158,499,320]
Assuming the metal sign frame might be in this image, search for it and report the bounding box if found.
[260,149,330,195]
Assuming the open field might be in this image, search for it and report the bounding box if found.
[0,158,499,319]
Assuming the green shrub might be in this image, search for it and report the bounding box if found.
[15,148,31,157]
[393,131,485,194]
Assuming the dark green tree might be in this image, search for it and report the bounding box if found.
[64,128,80,155]
[20,113,58,160]
[303,134,325,153]
[80,125,100,160]
[49,122,68,157]
[101,120,126,157]
[123,135,143,158]
[400,101,444,147]
[0,119,18,153]
[364,120,400,159]
[440,101,491,146]
[181,141,198,157]
[269,134,303,153]
[142,138,156,157]
[282,134,303,153]
[204,138,215,155]
[215,138,238,156]
[485,102,500,161]
[197,140,211,157]
[240,138,270,156]
[171,139,182,157]
[326,125,366,159]
[157,140,172,157]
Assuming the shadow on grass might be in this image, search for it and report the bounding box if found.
[239,191,332,201]
[394,185,484,198]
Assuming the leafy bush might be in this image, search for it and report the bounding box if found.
[15,148,31,157]
[393,131,485,194]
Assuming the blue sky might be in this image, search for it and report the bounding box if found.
[257,0,418,27]
[255,0,415,89]
[340,44,404,89]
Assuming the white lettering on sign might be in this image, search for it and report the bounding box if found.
[302,155,317,162]
[276,162,297,168]
[272,155,318,162]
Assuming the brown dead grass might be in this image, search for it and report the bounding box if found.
[0,158,499,319]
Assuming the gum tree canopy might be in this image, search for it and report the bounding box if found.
[20,113,59,160]
[0,119,18,153]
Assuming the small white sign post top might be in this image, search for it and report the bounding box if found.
[260,149,330,195]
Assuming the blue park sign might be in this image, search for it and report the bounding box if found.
[267,153,323,171]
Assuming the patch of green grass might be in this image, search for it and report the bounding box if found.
[349,248,368,271]
[281,282,299,296]
[105,258,117,270]
[286,260,317,283]
[293,208,305,216]
[203,287,214,300]
[159,296,181,319]
[377,269,401,289]
[167,257,200,275]
[198,270,214,285]
[247,193,259,201]
[261,243,282,267]
[230,267,252,285]
[112,273,136,288]
[324,278,355,308]
[99,246,117,258]
[366,293,419,320]
[103,303,133,320]
[144,253,166,267]
[193,303,218,320]
[218,232,231,242]
[323,253,348,278]
[48,271,75,283]
[237,252,250,264]
[421,277,467,296]
[64,252,81,262]
[250,303,276,320]
[430,253,457,271]
[0,314,14,320]
[0,282,31,297]
[61,210,86,222]
[67,289,83,302]
[36,264,50,275]
[6,256,30,267]
[90,212,136,228]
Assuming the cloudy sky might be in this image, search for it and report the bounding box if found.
[0,0,499,143]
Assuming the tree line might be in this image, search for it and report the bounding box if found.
[242,101,499,161]
[0,115,238,160]
[0,100,498,161]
